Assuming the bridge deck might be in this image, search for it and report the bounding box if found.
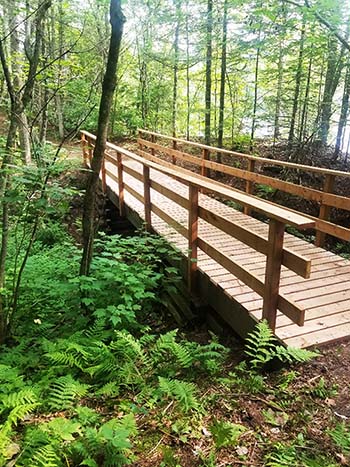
[104,157,350,349]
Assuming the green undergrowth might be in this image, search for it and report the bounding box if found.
[0,227,348,466]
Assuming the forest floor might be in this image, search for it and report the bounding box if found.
[1,129,350,465]
[64,165,350,466]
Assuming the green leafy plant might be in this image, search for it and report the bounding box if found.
[245,321,319,370]
[209,418,246,449]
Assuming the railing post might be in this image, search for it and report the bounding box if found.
[101,156,107,194]
[262,219,285,331]
[188,184,199,294]
[150,134,156,157]
[172,138,177,165]
[81,133,88,166]
[315,174,335,247]
[201,148,209,177]
[244,159,256,216]
[117,152,126,217]
[143,164,152,230]
[87,137,93,166]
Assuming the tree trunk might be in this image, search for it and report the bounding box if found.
[250,36,261,152]
[273,41,284,143]
[80,0,125,277]
[172,0,181,138]
[298,51,313,144]
[204,0,213,145]
[288,19,306,147]
[217,0,228,162]
[185,0,190,140]
[335,60,350,156]
[317,37,345,145]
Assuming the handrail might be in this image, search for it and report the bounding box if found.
[139,128,350,179]
[138,129,350,246]
[81,130,315,332]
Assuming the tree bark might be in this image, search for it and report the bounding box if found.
[80,0,125,277]
[250,39,260,152]
[318,37,344,145]
[172,0,181,138]
[204,0,213,145]
[217,0,228,162]
[335,60,350,156]
[288,19,305,146]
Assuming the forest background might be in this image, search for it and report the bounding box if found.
[2,0,350,163]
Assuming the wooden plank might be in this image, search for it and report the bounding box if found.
[151,204,188,238]
[143,165,151,230]
[198,237,305,326]
[244,159,256,215]
[123,164,144,182]
[136,129,350,179]
[138,137,350,211]
[116,153,125,217]
[315,174,335,247]
[188,185,199,293]
[124,184,144,204]
[283,323,350,348]
[150,180,189,209]
[131,149,316,229]
[198,206,311,278]
[262,220,285,331]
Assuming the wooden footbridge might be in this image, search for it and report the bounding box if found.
[81,129,350,348]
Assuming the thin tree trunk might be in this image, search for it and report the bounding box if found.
[80,0,125,277]
[250,39,260,152]
[288,19,306,147]
[273,41,284,144]
[217,0,227,162]
[172,0,180,138]
[185,0,190,140]
[298,51,313,143]
[204,0,213,145]
[335,60,350,156]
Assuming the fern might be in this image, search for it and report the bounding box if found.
[158,377,199,412]
[328,422,350,453]
[47,375,90,410]
[245,321,276,369]
[245,321,318,370]
[265,442,298,466]
[26,444,62,467]
[209,418,246,448]
[69,414,137,467]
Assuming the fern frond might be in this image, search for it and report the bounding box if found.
[47,375,90,410]
[274,346,319,364]
[28,444,62,467]
[158,377,199,412]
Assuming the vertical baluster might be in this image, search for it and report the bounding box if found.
[143,164,152,230]
[201,148,209,177]
[315,174,335,247]
[172,138,177,164]
[81,133,88,166]
[101,156,107,193]
[188,184,199,294]
[262,219,285,331]
[87,137,93,166]
[150,134,156,156]
[244,159,256,216]
[117,152,125,217]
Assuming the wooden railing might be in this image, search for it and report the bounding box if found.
[138,129,350,247]
[81,130,315,332]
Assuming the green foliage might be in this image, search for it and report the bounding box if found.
[157,377,199,413]
[328,422,350,454]
[209,419,246,448]
[47,375,90,410]
[245,321,319,370]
